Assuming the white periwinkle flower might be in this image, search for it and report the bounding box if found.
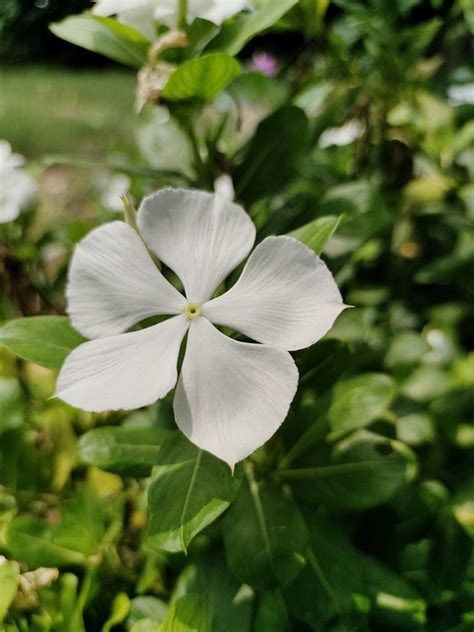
[93,0,248,39]
[0,141,37,223]
[56,188,345,468]
[318,120,365,149]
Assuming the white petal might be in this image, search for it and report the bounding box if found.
[137,188,255,304]
[188,0,248,24]
[174,317,298,469]
[56,315,189,412]
[93,0,151,16]
[67,221,186,339]
[204,236,345,351]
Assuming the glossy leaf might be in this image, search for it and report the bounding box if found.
[223,473,308,588]
[78,426,172,477]
[207,0,299,55]
[288,215,346,255]
[0,316,84,370]
[163,54,240,102]
[50,14,149,68]
[147,433,243,553]
[158,594,210,632]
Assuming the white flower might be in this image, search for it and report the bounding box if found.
[318,120,365,149]
[56,188,345,468]
[93,0,248,39]
[447,84,474,107]
[0,141,37,223]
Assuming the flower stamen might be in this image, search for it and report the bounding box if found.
[184,302,202,320]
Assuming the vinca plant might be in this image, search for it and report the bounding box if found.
[0,0,473,630]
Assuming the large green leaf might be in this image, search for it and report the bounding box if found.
[207,0,299,55]
[78,426,172,477]
[234,105,308,204]
[0,316,84,370]
[0,559,19,622]
[50,14,149,68]
[281,430,418,510]
[172,553,253,632]
[162,54,240,102]
[147,433,243,553]
[281,372,396,466]
[223,473,308,589]
[285,513,426,630]
[158,594,210,632]
[288,215,346,255]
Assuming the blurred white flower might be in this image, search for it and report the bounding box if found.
[213,174,235,201]
[318,120,365,149]
[447,84,474,106]
[0,141,37,223]
[93,0,248,38]
[56,188,345,468]
[99,174,131,212]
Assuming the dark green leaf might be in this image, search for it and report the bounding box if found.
[254,590,289,632]
[428,509,472,589]
[281,430,418,510]
[78,426,172,477]
[234,105,309,204]
[147,433,243,553]
[162,53,240,102]
[0,316,84,370]
[223,472,308,588]
[50,14,149,68]
[207,0,299,55]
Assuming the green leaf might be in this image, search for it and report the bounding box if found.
[128,596,168,629]
[234,105,309,204]
[78,426,172,477]
[281,430,418,510]
[428,509,472,590]
[326,373,396,440]
[207,0,299,55]
[253,590,289,632]
[50,14,149,68]
[172,553,253,632]
[285,513,425,630]
[288,215,346,255]
[102,593,131,632]
[147,433,243,553]
[158,594,210,632]
[223,471,308,589]
[162,53,240,102]
[0,376,24,435]
[0,559,19,622]
[0,316,84,370]
[5,516,87,567]
[281,372,396,467]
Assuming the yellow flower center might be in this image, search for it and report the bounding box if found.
[184,302,202,320]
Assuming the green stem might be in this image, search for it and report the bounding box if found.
[178,0,188,30]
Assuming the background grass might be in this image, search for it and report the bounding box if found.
[0,65,136,159]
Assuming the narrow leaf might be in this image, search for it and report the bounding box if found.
[288,214,346,255]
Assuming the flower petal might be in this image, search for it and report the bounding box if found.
[189,0,248,25]
[204,236,345,351]
[137,188,256,303]
[67,221,186,339]
[174,317,298,469]
[93,0,151,16]
[56,315,189,412]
